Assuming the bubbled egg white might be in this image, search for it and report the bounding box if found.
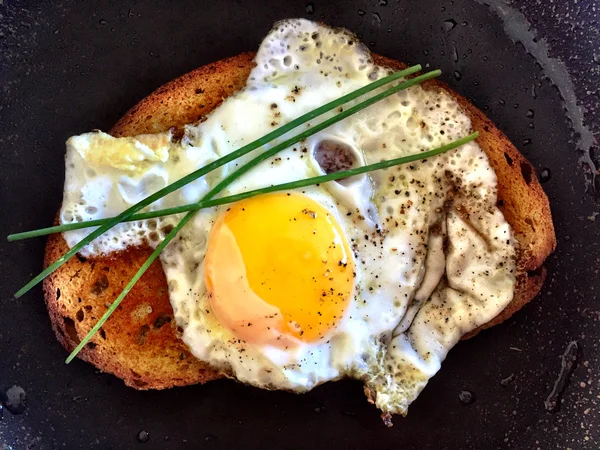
[59,19,516,416]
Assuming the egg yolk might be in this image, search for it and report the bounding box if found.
[204,192,355,348]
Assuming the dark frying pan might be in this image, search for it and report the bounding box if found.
[1,0,599,448]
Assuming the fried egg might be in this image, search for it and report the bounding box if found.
[59,19,516,416]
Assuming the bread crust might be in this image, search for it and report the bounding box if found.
[43,52,555,389]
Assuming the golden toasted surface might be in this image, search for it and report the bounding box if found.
[43,52,555,389]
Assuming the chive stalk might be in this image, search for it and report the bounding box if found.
[9,69,439,243]
[65,131,478,362]
[14,65,424,298]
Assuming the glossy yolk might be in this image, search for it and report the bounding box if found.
[204,193,354,348]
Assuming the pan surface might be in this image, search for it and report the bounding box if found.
[1,0,599,448]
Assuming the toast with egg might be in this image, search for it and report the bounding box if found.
[43,50,555,392]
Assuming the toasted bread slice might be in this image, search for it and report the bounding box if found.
[42,52,556,389]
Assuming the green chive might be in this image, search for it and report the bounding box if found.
[47,128,479,239]
[144,131,479,215]
[9,69,440,243]
[14,65,423,298]
[65,130,477,363]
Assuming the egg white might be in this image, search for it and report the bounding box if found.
[59,19,516,415]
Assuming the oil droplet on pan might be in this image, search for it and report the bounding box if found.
[137,430,150,443]
[1,385,27,415]
[444,19,457,32]
[459,390,475,405]
[372,13,382,26]
[540,168,551,183]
